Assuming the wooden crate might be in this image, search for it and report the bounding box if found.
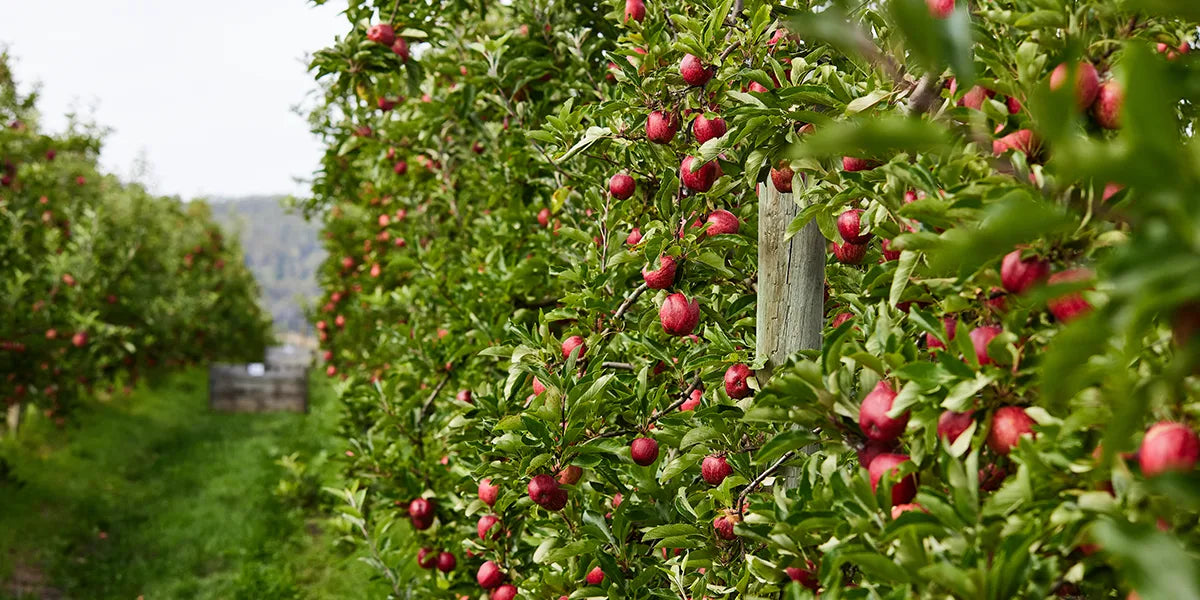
[208,363,308,413]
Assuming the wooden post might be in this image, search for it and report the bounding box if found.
[6,402,21,436]
[756,178,825,486]
[756,180,825,378]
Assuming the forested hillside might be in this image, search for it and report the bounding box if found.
[210,196,324,334]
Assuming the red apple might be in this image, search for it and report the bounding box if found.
[609,173,636,199]
[992,129,1038,156]
[586,566,605,585]
[646,110,680,143]
[527,474,568,511]
[1139,422,1199,477]
[859,381,909,442]
[418,547,437,569]
[436,552,456,573]
[479,478,499,506]
[680,156,719,192]
[832,241,867,265]
[868,453,917,505]
[409,497,435,530]
[723,363,753,399]
[537,208,551,228]
[713,514,738,540]
[391,37,409,61]
[367,23,396,47]
[71,332,88,348]
[969,325,1002,366]
[625,227,643,245]
[457,389,473,404]
[680,54,714,87]
[693,114,727,143]
[881,238,901,261]
[490,585,517,600]
[561,335,587,360]
[832,312,854,328]
[659,293,700,335]
[837,209,872,244]
[478,514,501,540]
[785,560,819,590]
[680,388,703,411]
[631,437,659,466]
[642,255,677,289]
[705,209,739,236]
[770,164,794,193]
[959,86,995,110]
[1000,250,1049,294]
[987,406,1035,455]
[842,157,880,172]
[478,561,504,589]
[926,0,954,18]
[557,465,583,485]
[624,0,646,22]
[1092,80,1122,130]
[937,410,975,444]
[1047,268,1093,323]
[1049,62,1100,111]
[393,160,407,175]
[701,455,733,485]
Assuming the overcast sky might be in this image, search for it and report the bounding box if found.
[1,0,346,199]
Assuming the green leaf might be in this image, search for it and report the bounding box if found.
[889,250,919,308]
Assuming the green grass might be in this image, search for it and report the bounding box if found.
[0,369,385,599]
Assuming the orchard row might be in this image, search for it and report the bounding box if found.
[0,54,271,422]
[305,1,1200,598]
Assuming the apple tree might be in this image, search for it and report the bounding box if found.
[303,0,1200,598]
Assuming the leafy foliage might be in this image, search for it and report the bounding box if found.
[304,0,1200,598]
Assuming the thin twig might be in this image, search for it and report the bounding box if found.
[589,375,703,439]
[601,361,635,371]
[612,283,648,323]
[418,371,453,421]
[717,40,741,64]
[388,0,401,25]
[736,450,797,516]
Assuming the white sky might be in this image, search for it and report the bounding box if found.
[0,0,346,199]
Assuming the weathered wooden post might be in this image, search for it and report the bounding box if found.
[756,179,825,378]
[756,177,825,484]
[5,401,20,436]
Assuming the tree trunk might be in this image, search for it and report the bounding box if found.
[755,178,825,485]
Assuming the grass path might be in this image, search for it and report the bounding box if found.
[0,369,382,599]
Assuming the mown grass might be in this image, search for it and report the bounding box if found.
[0,369,386,599]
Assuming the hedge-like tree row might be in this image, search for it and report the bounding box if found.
[304,1,1200,597]
[0,53,272,421]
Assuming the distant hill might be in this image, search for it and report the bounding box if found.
[208,196,324,334]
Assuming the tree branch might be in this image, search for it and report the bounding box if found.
[737,450,797,516]
[601,361,635,370]
[905,72,942,117]
[418,371,453,421]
